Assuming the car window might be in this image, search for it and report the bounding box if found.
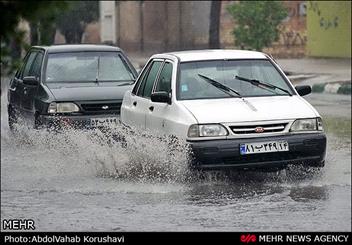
[132,61,153,95]
[21,51,38,78]
[14,52,29,79]
[178,59,292,100]
[29,52,44,79]
[45,52,135,82]
[155,62,172,93]
[136,61,162,98]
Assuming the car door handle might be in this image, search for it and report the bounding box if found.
[133,101,137,106]
[149,106,154,112]
[9,87,16,91]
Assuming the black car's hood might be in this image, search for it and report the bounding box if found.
[45,82,134,101]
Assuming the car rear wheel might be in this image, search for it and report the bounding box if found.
[8,105,18,132]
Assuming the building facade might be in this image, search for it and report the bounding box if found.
[99,1,350,58]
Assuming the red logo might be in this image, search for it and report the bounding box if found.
[241,234,256,243]
[255,127,265,133]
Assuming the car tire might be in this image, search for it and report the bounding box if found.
[8,105,17,132]
[309,160,325,168]
[34,113,42,130]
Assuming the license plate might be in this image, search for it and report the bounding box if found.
[90,117,119,127]
[240,141,289,155]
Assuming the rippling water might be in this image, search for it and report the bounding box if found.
[1,92,351,231]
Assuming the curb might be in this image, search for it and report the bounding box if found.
[286,74,317,84]
[312,81,351,95]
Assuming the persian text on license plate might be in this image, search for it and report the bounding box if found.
[90,117,119,127]
[240,141,289,155]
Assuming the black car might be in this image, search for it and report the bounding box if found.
[7,44,138,130]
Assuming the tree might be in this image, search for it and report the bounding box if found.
[209,1,221,49]
[227,1,287,51]
[0,1,67,75]
[56,1,99,44]
[29,10,61,46]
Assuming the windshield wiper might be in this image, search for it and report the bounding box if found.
[198,74,242,98]
[235,75,291,96]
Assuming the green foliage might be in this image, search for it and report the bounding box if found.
[29,6,67,46]
[0,1,67,40]
[0,1,98,76]
[0,1,67,75]
[227,1,288,51]
[56,1,99,44]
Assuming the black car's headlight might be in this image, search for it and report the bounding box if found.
[290,118,324,132]
[188,124,228,137]
[48,102,80,114]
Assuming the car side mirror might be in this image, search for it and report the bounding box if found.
[295,85,311,96]
[23,76,39,86]
[151,91,171,104]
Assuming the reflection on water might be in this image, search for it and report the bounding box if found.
[289,186,329,202]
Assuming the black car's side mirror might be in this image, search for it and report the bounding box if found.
[151,91,171,104]
[23,76,39,86]
[295,85,311,96]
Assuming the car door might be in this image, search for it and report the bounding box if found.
[7,51,35,111]
[21,51,44,114]
[15,50,39,116]
[146,60,174,134]
[125,59,163,129]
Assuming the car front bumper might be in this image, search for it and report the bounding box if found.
[37,114,120,130]
[188,133,327,170]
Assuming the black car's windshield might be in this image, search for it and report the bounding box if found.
[178,59,293,100]
[45,52,135,83]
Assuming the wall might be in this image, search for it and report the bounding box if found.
[220,1,307,58]
[307,1,351,58]
[118,1,142,52]
[264,1,307,58]
[104,1,210,54]
[99,1,351,58]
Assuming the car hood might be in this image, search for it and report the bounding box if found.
[179,96,319,123]
[45,82,133,101]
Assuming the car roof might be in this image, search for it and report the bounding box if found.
[32,44,122,53]
[157,49,268,62]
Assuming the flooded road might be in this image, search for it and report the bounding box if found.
[1,90,351,231]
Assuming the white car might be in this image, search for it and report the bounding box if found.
[121,50,326,170]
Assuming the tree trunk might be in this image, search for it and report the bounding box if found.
[40,22,57,45]
[30,21,56,45]
[64,28,84,44]
[209,1,221,49]
[30,22,39,45]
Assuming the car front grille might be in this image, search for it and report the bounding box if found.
[80,102,122,114]
[229,123,288,135]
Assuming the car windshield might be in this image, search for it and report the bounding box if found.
[178,59,292,100]
[45,51,135,83]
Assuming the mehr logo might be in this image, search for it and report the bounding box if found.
[241,234,256,243]
[2,219,35,230]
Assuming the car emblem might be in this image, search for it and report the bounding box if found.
[255,127,265,133]
[102,105,109,110]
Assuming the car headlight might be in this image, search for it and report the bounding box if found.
[188,124,228,137]
[290,118,323,131]
[48,102,80,114]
